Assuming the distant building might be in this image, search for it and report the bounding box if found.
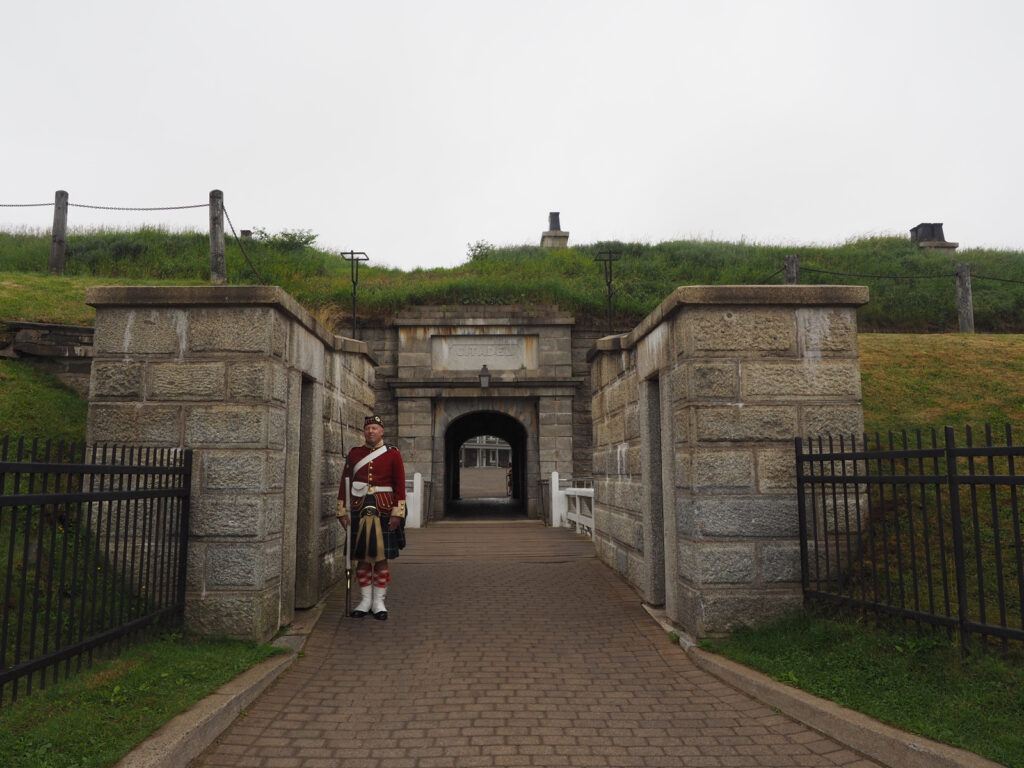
[460,435,511,468]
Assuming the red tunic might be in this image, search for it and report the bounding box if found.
[338,443,407,513]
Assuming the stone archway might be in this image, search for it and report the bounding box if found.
[378,305,587,523]
[444,410,528,517]
[428,397,543,519]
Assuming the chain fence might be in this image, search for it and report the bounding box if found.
[67,202,207,211]
[1,200,205,211]
[757,261,1024,287]
[1,191,267,285]
[753,253,1024,331]
[223,205,265,284]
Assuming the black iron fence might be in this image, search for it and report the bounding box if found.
[796,426,1024,652]
[0,437,192,704]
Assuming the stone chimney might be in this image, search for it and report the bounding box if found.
[540,212,569,248]
[910,222,958,250]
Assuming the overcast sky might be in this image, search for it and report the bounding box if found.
[2,1,1022,269]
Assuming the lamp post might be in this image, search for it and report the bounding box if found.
[594,251,621,334]
[340,251,369,339]
[478,364,491,388]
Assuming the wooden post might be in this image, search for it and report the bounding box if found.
[955,263,974,333]
[208,189,226,285]
[48,190,69,275]
[784,254,800,284]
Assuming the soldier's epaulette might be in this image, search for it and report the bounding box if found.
[386,444,397,452]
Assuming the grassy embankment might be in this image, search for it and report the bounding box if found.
[0,359,88,440]
[711,335,1024,768]
[3,227,1024,331]
[860,333,1024,434]
[0,360,281,768]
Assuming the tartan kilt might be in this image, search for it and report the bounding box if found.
[350,511,403,561]
[379,516,402,560]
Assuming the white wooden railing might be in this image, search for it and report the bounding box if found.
[404,472,427,528]
[549,471,594,537]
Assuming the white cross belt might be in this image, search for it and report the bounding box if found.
[351,481,393,498]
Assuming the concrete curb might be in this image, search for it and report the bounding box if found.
[641,604,1000,767]
[114,599,327,768]
[114,651,295,768]
[685,645,1003,768]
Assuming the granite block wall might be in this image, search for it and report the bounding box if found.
[589,286,869,637]
[86,287,375,642]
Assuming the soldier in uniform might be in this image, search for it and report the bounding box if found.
[337,415,407,620]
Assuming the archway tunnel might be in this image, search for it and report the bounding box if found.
[444,411,527,517]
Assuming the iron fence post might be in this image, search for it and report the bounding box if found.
[944,426,970,653]
[795,437,811,598]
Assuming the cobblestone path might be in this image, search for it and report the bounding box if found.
[194,522,878,768]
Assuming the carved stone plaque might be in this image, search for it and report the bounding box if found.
[431,335,538,371]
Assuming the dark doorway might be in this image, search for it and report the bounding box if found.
[294,375,316,609]
[444,412,527,518]
[644,377,665,607]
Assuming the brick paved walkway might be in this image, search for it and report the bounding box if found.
[194,522,879,768]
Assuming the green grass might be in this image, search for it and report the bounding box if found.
[0,632,282,768]
[851,335,1024,633]
[731,335,1024,765]
[0,483,162,679]
[702,612,1024,767]
[0,271,206,326]
[0,365,274,768]
[0,353,89,659]
[860,334,1024,435]
[4,227,1024,331]
[0,360,88,442]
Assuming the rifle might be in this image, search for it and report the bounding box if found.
[344,477,352,617]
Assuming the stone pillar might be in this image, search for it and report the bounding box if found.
[396,396,434,478]
[86,287,375,642]
[589,285,869,637]
[537,394,574,479]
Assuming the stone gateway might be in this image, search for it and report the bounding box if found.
[361,305,601,520]
[84,283,868,641]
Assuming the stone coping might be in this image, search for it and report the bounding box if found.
[393,304,575,326]
[388,376,585,390]
[84,285,376,363]
[587,284,870,360]
[393,317,576,327]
